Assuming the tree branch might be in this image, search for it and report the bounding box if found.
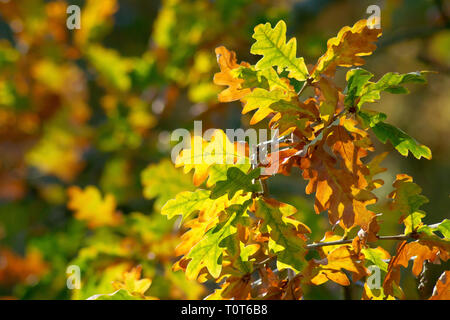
[253,233,413,272]
[305,234,411,249]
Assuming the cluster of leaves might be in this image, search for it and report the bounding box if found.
[0,0,288,299]
[0,0,448,301]
[164,19,449,300]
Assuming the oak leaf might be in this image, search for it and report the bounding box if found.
[112,266,153,298]
[175,129,249,186]
[311,19,382,80]
[253,198,307,273]
[299,121,377,229]
[210,168,260,200]
[250,20,309,81]
[214,46,251,102]
[67,186,122,228]
[429,271,450,300]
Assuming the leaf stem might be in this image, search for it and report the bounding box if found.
[297,77,312,96]
[259,179,270,197]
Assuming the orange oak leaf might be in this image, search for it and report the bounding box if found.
[206,274,252,300]
[311,19,382,80]
[213,46,251,102]
[311,245,367,286]
[384,239,450,296]
[429,271,450,300]
[353,215,381,253]
[313,76,341,124]
[365,152,388,191]
[0,247,48,286]
[269,98,317,138]
[252,266,303,300]
[299,121,377,230]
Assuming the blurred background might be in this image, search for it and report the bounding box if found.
[0,0,448,300]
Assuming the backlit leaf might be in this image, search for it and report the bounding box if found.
[214,46,251,102]
[311,19,382,79]
[371,122,432,160]
[253,198,307,273]
[250,20,308,81]
[175,129,249,186]
[141,159,194,211]
[184,212,237,280]
[429,271,450,300]
[210,167,261,200]
[67,186,122,228]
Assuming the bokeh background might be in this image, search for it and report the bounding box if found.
[0,0,448,300]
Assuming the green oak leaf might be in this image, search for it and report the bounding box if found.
[161,189,214,220]
[232,66,293,93]
[368,174,429,234]
[359,71,427,107]
[231,65,270,90]
[221,201,257,274]
[210,167,261,200]
[344,68,374,109]
[344,69,428,110]
[357,109,387,128]
[420,219,450,239]
[223,233,259,274]
[185,212,237,279]
[361,248,388,272]
[207,163,251,187]
[437,219,450,239]
[259,67,295,92]
[253,198,306,273]
[141,159,194,211]
[250,20,308,81]
[371,122,432,160]
[242,87,287,125]
[404,211,427,235]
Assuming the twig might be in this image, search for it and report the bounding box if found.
[281,109,346,164]
[297,77,312,96]
[250,233,415,290]
[253,234,412,271]
[259,179,270,197]
[305,234,410,249]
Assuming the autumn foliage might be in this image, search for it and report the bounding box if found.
[0,0,448,301]
[162,18,448,300]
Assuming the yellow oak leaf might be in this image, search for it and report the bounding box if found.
[67,185,122,228]
[175,129,249,187]
[112,266,153,296]
[311,245,366,286]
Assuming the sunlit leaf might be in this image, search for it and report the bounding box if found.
[311,19,382,79]
[250,20,309,81]
[67,186,122,228]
